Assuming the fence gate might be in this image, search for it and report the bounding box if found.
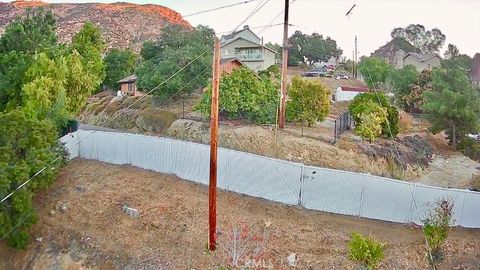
[333,111,354,142]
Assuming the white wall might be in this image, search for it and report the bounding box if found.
[335,87,363,102]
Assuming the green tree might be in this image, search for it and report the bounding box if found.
[388,65,419,111]
[265,42,282,61]
[71,21,106,88]
[0,7,57,55]
[288,31,342,67]
[391,24,446,54]
[442,44,473,73]
[0,52,32,110]
[286,76,330,126]
[358,57,393,89]
[195,67,278,124]
[423,67,480,148]
[104,49,138,89]
[137,25,214,100]
[0,110,64,248]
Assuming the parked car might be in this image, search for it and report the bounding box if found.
[303,69,326,77]
[335,74,350,80]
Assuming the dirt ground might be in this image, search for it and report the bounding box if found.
[1,159,480,269]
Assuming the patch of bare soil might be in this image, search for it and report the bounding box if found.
[1,159,479,269]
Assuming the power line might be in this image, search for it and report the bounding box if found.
[183,0,258,17]
[231,0,272,34]
[257,0,297,35]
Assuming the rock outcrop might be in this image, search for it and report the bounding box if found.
[0,0,191,51]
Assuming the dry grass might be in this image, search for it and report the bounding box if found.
[399,111,413,134]
[2,159,480,269]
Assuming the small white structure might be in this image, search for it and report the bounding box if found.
[334,86,369,102]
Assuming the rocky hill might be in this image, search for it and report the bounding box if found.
[371,37,418,65]
[0,0,191,51]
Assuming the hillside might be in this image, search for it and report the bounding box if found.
[0,0,191,51]
[371,37,418,65]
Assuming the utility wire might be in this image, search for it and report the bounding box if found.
[257,0,297,35]
[231,0,271,34]
[183,0,258,17]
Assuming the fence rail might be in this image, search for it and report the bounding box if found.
[61,130,480,228]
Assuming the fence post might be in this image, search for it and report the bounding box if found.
[298,164,305,206]
[358,176,366,217]
[333,119,337,142]
[459,191,467,227]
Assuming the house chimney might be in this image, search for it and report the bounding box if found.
[244,25,249,30]
[261,37,264,45]
[395,50,405,69]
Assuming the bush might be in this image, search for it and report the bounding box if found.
[349,92,399,139]
[348,232,385,269]
[194,67,278,124]
[286,76,331,126]
[459,137,480,162]
[422,198,454,264]
[354,103,386,142]
[0,110,65,248]
[398,111,413,133]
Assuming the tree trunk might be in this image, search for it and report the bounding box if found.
[452,124,457,150]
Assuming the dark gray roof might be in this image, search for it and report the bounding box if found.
[404,52,440,62]
[117,74,137,83]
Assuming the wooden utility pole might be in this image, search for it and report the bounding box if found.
[352,50,355,79]
[354,35,358,79]
[279,0,290,129]
[209,38,221,251]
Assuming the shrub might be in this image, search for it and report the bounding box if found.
[354,106,386,142]
[422,198,454,264]
[459,137,480,162]
[286,76,331,126]
[348,232,385,269]
[398,111,413,133]
[349,92,399,139]
[194,67,278,124]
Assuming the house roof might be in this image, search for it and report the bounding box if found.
[220,25,261,44]
[404,52,441,62]
[220,57,244,65]
[339,86,369,92]
[118,74,137,83]
[221,37,276,54]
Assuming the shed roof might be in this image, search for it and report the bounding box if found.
[339,86,369,92]
[220,57,244,65]
[118,74,137,83]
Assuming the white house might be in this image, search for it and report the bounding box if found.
[220,25,276,72]
[395,50,442,71]
[334,86,369,102]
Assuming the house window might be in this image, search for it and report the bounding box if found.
[235,48,261,60]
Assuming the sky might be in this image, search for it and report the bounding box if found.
[5,0,480,58]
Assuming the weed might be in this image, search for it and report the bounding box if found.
[348,232,385,270]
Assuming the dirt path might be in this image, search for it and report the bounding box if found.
[1,159,479,269]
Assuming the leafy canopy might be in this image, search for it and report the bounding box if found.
[423,66,480,148]
[0,8,56,55]
[358,57,393,89]
[0,110,64,248]
[104,49,138,89]
[0,8,105,248]
[288,31,343,67]
[195,67,279,124]
[391,24,446,54]
[136,25,214,100]
[286,76,331,126]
